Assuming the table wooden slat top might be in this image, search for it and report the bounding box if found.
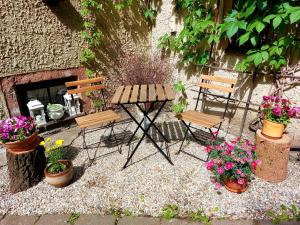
[155,84,166,101]
[111,86,124,104]
[111,84,175,104]
[120,86,132,104]
[148,84,156,102]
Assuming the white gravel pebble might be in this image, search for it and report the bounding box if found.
[0,116,299,219]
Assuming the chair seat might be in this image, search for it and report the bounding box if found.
[180,110,224,129]
[75,110,120,128]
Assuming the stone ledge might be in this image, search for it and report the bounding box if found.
[0,215,39,225]
[75,215,115,225]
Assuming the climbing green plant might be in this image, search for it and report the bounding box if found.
[80,0,103,78]
[159,0,300,73]
[172,81,188,114]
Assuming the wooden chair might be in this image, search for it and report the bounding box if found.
[65,77,121,164]
[177,74,237,161]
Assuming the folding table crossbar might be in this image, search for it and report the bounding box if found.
[111,84,175,169]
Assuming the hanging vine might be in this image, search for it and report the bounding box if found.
[159,0,300,73]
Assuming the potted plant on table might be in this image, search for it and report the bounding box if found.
[41,138,73,187]
[0,116,40,152]
[205,137,261,193]
[261,95,300,139]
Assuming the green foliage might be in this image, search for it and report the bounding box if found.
[67,213,80,225]
[172,81,188,114]
[161,205,179,220]
[109,207,132,218]
[266,204,300,224]
[189,209,211,225]
[159,0,300,73]
[80,48,96,65]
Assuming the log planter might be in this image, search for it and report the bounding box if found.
[255,129,292,182]
[6,145,46,193]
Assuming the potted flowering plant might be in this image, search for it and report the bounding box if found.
[261,95,300,138]
[41,138,73,187]
[205,137,261,193]
[0,116,40,152]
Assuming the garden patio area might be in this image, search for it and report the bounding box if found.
[0,112,300,220]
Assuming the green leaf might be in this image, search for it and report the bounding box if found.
[261,51,269,61]
[290,10,300,24]
[261,45,269,50]
[272,16,282,29]
[253,53,263,67]
[226,23,239,38]
[255,21,265,33]
[239,32,250,46]
[250,35,258,46]
[263,14,276,23]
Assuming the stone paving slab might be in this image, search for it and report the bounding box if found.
[211,219,254,225]
[258,221,300,225]
[161,218,202,224]
[0,215,38,225]
[118,216,161,225]
[76,215,115,225]
[35,214,70,225]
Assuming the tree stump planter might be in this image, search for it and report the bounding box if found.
[255,129,291,183]
[6,145,46,193]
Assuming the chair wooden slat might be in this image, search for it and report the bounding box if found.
[65,77,105,87]
[130,85,139,103]
[75,110,120,128]
[111,86,124,104]
[139,85,147,102]
[163,84,175,100]
[67,85,105,95]
[200,75,237,84]
[180,110,223,129]
[120,86,132,104]
[156,84,166,101]
[199,83,234,93]
[148,84,156,102]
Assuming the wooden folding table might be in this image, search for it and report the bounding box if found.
[111,84,175,169]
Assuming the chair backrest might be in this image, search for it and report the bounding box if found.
[65,77,105,95]
[195,74,237,118]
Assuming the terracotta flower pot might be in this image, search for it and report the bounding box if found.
[44,160,73,187]
[224,178,248,194]
[3,133,41,153]
[261,119,285,139]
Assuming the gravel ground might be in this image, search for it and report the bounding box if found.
[0,113,300,219]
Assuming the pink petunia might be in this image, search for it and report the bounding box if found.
[237,178,246,185]
[224,162,234,170]
[217,167,224,175]
[205,160,214,170]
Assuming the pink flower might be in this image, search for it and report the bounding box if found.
[217,167,224,175]
[251,160,261,169]
[224,162,234,170]
[214,159,222,166]
[205,145,213,153]
[216,145,223,151]
[215,182,222,189]
[236,169,242,175]
[263,96,270,101]
[237,178,246,185]
[205,160,214,170]
[272,106,282,116]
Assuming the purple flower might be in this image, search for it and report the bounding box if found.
[272,107,282,116]
[288,107,300,118]
[1,133,9,140]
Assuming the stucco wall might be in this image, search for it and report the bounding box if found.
[151,0,300,145]
[0,0,85,77]
[0,0,150,117]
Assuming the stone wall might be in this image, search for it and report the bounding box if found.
[151,0,300,145]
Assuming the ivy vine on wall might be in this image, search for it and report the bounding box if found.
[159,0,300,73]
